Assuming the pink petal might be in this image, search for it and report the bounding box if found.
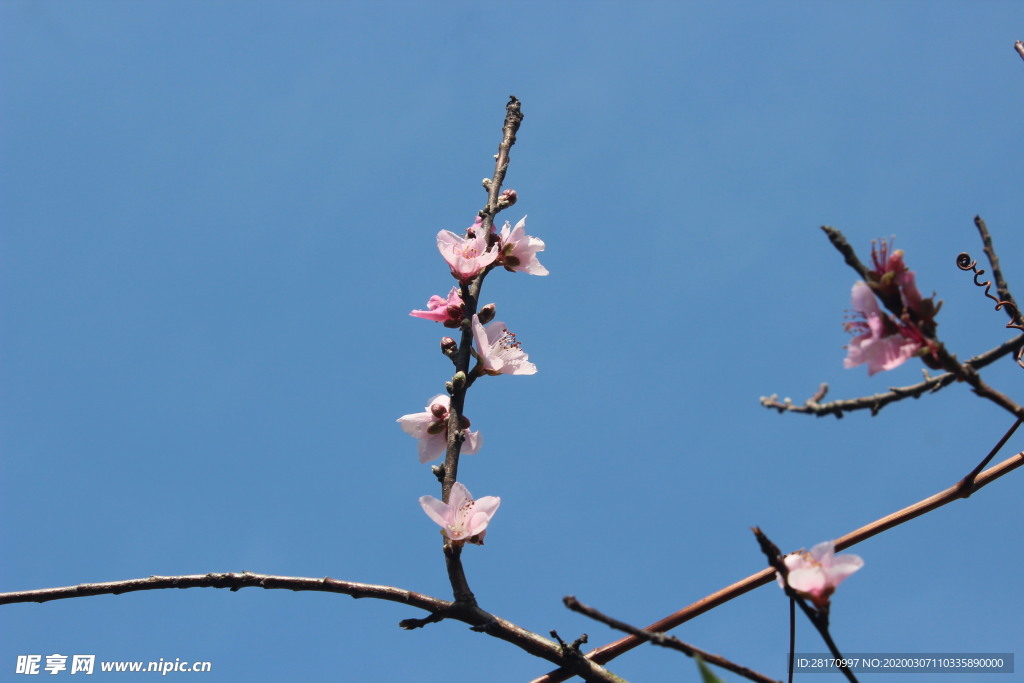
[419,495,451,528]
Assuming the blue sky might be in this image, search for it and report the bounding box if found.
[2,2,1023,681]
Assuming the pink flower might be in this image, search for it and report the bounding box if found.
[471,314,537,375]
[396,394,481,464]
[419,482,500,544]
[778,540,863,609]
[437,228,498,282]
[409,287,464,327]
[497,216,548,276]
[844,281,922,375]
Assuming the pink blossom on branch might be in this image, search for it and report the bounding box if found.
[471,314,537,375]
[497,216,548,276]
[437,228,498,282]
[409,287,464,327]
[844,281,922,375]
[777,540,863,610]
[419,482,500,544]
[396,394,481,464]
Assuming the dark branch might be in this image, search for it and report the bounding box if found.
[564,596,781,683]
[760,334,1024,418]
[0,571,624,682]
[820,226,870,281]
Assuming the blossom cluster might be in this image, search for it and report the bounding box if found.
[844,239,941,375]
[399,211,546,543]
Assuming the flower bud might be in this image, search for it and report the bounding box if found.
[440,337,457,357]
[451,371,467,391]
[477,303,496,325]
[430,402,448,419]
[497,188,518,210]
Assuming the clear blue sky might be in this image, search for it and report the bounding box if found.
[3,2,1023,681]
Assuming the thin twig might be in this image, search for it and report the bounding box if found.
[531,448,1024,683]
[760,334,1024,418]
[0,572,624,683]
[563,596,781,683]
[931,343,1024,419]
[1015,40,1024,63]
[820,226,870,281]
[956,417,1022,496]
[787,597,795,683]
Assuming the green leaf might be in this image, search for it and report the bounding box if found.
[695,655,727,683]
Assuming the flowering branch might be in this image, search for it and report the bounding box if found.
[532,445,1024,683]
[752,530,859,683]
[562,596,781,683]
[427,97,527,611]
[764,218,1024,419]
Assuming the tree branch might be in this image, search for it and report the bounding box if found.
[563,596,781,683]
[531,447,1024,683]
[760,333,1024,418]
[0,571,624,682]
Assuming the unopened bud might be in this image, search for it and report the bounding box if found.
[430,402,448,419]
[451,371,467,391]
[459,415,471,430]
[445,380,454,394]
[440,337,457,356]
[497,188,518,210]
[477,303,496,325]
[481,178,492,189]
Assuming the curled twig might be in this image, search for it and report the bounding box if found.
[956,252,1024,369]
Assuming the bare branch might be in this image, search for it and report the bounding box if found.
[0,571,624,682]
[760,334,1024,418]
[564,596,781,683]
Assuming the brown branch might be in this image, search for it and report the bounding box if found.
[760,333,1024,418]
[0,571,624,683]
[479,95,524,233]
[531,448,1024,683]
[563,596,781,683]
